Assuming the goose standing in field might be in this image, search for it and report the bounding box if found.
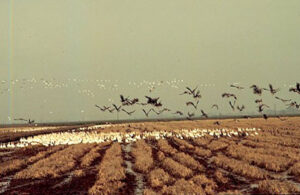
[186,100,199,109]
[180,86,198,95]
[211,104,219,110]
[275,96,292,103]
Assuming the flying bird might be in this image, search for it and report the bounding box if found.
[287,101,299,109]
[211,104,219,110]
[230,84,244,90]
[265,84,280,95]
[229,100,236,111]
[180,86,198,95]
[237,105,245,112]
[258,104,270,113]
[289,83,300,94]
[250,85,263,95]
[263,114,268,120]
[121,109,135,115]
[222,93,237,100]
[255,99,263,104]
[173,111,184,116]
[187,112,195,119]
[95,104,110,111]
[112,104,122,112]
[142,109,152,117]
[275,96,291,103]
[14,118,35,124]
[201,110,208,118]
[186,100,199,109]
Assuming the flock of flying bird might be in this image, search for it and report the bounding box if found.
[94,82,300,121]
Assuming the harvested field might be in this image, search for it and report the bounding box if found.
[0,117,300,194]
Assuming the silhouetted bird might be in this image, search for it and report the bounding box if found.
[201,110,208,118]
[95,104,110,111]
[186,100,199,109]
[275,96,292,103]
[14,118,35,124]
[180,86,198,95]
[289,83,300,94]
[237,105,245,112]
[222,93,237,100]
[250,85,262,95]
[263,114,268,120]
[142,109,152,117]
[187,112,195,118]
[287,101,299,109]
[173,111,184,116]
[121,109,135,115]
[211,104,219,110]
[229,100,236,111]
[192,90,202,99]
[255,99,263,104]
[258,104,270,112]
[112,104,122,112]
[230,84,244,90]
[264,84,279,95]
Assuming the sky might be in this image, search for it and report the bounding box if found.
[0,0,299,123]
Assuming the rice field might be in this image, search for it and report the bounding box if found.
[0,117,300,194]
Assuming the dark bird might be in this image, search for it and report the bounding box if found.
[237,105,245,112]
[108,108,115,113]
[275,96,292,103]
[187,112,195,118]
[95,104,110,111]
[265,84,280,95]
[263,114,268,120]
[120,95,139,106]
[186,100,199,109]
[180,86,198,95]
[201,110,208,118]
[120,95,129,103]
[286,101,299,109]
[192,90,202,99]
[142,109,152,117]
[222,93,237,100]
[121,109,135,115]
[255,99,263,104]
[229,100,236,111]
[145,96,162,107]
[258,104,270,113]
[14,118,35,124]
[289,83,300,94]
[230,84,244,90]
[112,104,122,112]
[250,85,262,95]
[173,111,184,116]
[211,104,219,110]
[159,108,171,114]
[150,109,160,115]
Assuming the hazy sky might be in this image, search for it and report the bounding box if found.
[0,0,299,123]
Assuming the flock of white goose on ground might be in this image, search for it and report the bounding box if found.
[0,127,260,148]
